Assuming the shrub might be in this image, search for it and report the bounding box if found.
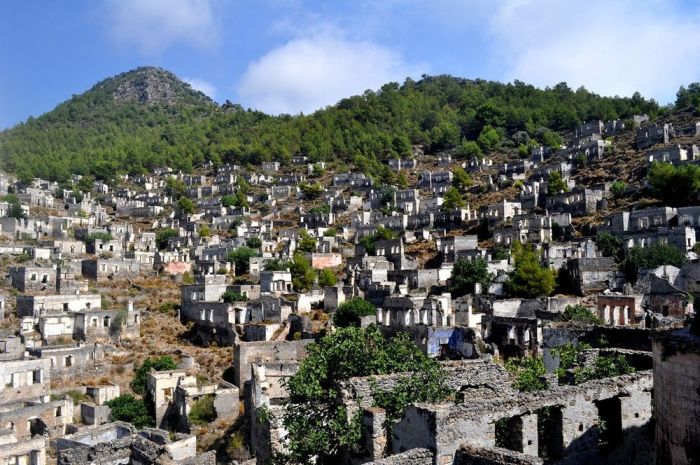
[155,229,178,250]
[562,304,602,325]
[623,242,687,282]
[222,291,247,303]
[505,356,548,392]
[246,237,262,248]
[106,395,153,428]
[506,242,556,297]
[647,161,700,206]
[131,356,178,396]
[318,268,337,287]
[610,180,627,197]
[333,298,376,328]
[189,395,217,425]
[450,258,493,297]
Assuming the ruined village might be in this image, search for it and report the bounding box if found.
[0,110,699,465]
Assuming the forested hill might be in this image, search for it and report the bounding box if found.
[0,66,669,183]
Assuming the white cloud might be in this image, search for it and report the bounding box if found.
[105,0,220,55]
[237,31,427,114]
[184,78,217,99]
[485,0,700,103]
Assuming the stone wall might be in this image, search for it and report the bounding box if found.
[232,339,312,388]
[391,371,653,465]
[652,329,700,465]
[454,445,543,465]
[365,448,433,465]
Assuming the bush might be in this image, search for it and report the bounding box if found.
[264,259,291,271]
[333,298,376,328]
[595,231,624,262]
[623,242,687,282]
[506,242,556,297]
[222,291,247,303]
[318,268,337,287]
[189,395,217,425]
[562,304,602,325]
[647,161,700,206]
[505,356,548,392]
[450,258,493,297]
[610,180,627,197]
[442,186,465,211]
[227,247,260,275]
[131,356,178,396]
[547,171,568,195]
[246,237,262,248]
[290,253,315,292]
[278,326,451,464]
[106,395,153,428]
[85,232,113,245]
[155,229,178,250]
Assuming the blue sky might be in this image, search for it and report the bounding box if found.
[1,0,700,129]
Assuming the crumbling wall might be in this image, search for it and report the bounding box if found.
[454,445,543,465]
[652,329,700,465]
[232,339,312,388]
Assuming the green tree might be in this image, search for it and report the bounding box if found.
[131,356,178,396]
[595,231,624,262]
[359,226,395,255]
[505,356,548,392]
[647,161,700,206]
[279,326,450,464]
[610,180,627,197]
[264,258,291,271]
[332,298,376,327]
[456,140,482,159]
[299,182,323,200]
[106,395,154,429]
[222,291,247,303]
[189,395,217,425]
[547,171,568,195]
[177,197,196,215]
[477,125,501,151]
[442,186,465,211]
[450,258,493,297]
[318,268,337,287]
[228,247,260,275]
[506,242,556,297]
[246,237,262,248]
[290,252,315,292]
[85,232,113,245]
[562,304,602,325]
[452,166,473,190]
[297,230,317,253]
[155,228,178,250]
[623,242,687,282]
[166,178,187,199]
[199,224,211,238]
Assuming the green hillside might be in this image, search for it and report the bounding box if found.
[0,67,669,183]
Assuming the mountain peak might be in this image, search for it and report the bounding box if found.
[92,66,213,106]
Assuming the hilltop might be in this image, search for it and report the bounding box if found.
[0,67,690,184]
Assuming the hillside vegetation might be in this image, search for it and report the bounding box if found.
[2,66,693,183]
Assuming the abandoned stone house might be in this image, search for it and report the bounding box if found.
[27,344,106,377]
[146,370,238,432]
[56,422,212,465]
[636,123,675,149]
[493,213,553,246]
[565,257,624,295]
[16,294,101,318]
[9,266,57,293]
[387,157,417,172]
[80,258,140,281]
[646,144,698,165]
[546,186,606,216]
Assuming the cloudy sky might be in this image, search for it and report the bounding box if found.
[1,0,699,128]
